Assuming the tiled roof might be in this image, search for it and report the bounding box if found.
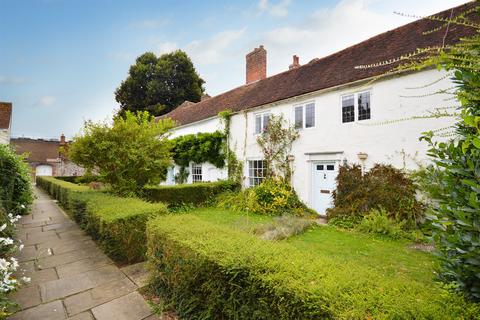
[0,102,12,129]
[159,2,478,126]
[11,138,60,163]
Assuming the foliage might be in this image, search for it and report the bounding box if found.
[217,178,315,216]
[256,114,299,180]
[254,215,314,240]
[55,175,98,185]
[218,110,243,184]
[418,34,480,300]
[115,51,205,116]
[356,208,407,239]
[37,176,168,263]
[327,163,424,226]
[68,111,174,196]
[143,180,239,208]
[0,144,33,214]
[328,215,363,229]
[171,131,226,168]
[146,214,480,319]
[0,145,33,318]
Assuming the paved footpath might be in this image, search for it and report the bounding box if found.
[9,187,157,320]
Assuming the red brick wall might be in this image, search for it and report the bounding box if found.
[246,46,266,84]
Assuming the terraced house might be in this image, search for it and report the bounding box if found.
[160,3,477,215]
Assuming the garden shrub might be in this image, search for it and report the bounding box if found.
[217,178,314,216]
[55,175,98,185]
[327,164,424,226]
[0,144,33,214]
[146,214,480,319]
[143,180,239,207]
[0,145,33,318]
[356,208,406,239]
[37,176,168,263]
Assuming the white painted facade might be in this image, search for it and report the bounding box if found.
[0,129,10,145]
[166,69,456,214]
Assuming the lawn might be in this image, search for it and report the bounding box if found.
[191,208,436,285]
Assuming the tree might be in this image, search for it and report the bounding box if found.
[68,111,174,196]
[115,51,205,117]
[256,114,299,181]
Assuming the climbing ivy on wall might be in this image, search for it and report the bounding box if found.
[171,131,226,169]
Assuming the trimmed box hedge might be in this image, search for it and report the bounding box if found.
[37,176,168,263]
[146,214,480,319]
[143,180,238,206]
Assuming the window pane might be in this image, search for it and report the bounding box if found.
[327,165,334,171]
[192,164,202,183]
[305,103,315,128]
[255,115,262,134]
[294,106,303,129]
[342,95,354,123]
[248,160,267,186]
[263,114,270,132]
[358,92,371,120]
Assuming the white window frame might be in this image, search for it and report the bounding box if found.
[191,163,202,183]
[340,90,372,123]
[293,101,316,129]
[254,111,271,135]
[247,159,267,187]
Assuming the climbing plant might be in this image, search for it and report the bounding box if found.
[171,131,226,183]
[219,110,243,184]
[256,114,299,181]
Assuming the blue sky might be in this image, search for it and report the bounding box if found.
[0,0,467,139]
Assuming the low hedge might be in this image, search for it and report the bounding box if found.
[37,176,168,263]
[55,175,98,184]
[143,180,239,206]
[146,214,480,319]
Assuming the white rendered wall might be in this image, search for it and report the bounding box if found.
[0,129,10,144]
[169,69,457,210]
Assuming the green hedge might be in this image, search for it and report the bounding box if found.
[146,214,480,319]
[55,175,98,184]
[143,180,238,206]
[37,176,168,263]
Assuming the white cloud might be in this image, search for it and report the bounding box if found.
[156,41,178,55]
[184,28,247,65]
[35,96,56,107]
[0,76,25,85]
[258,0,291,17]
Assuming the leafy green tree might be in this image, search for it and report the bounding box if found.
[115,51,205,116]
[69,111,174,196]
[420,34,480,301]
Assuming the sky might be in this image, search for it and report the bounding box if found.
[0,0,468,139]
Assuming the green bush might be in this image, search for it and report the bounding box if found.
[217,178,314,216]
[55,175,98,185]
[0,144,33,214]
[356,208,406,239]
[146,214,479,319]
[37,176,168,263]
[327,164,424,225]
[143,180,238,207]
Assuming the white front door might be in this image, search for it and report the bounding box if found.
[311,161,337,215]
[36,165,53,177]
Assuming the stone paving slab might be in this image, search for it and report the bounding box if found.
[10,300,67,320]
[64,278,137,316]
[10,187,157,320]
[91,292,153,320]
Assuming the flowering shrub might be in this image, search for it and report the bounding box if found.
[0,145,33,318]
[0,208,30,319]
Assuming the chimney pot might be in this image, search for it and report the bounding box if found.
[289,55,300,70]
[246,45,267,84]
[60,134,66,145]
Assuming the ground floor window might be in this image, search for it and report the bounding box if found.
[191,163,202,183]
[248,160,267,186]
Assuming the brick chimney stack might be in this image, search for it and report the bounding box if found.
[60,133,66,146]
[246,45,267,84]
[289,55,300,70]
